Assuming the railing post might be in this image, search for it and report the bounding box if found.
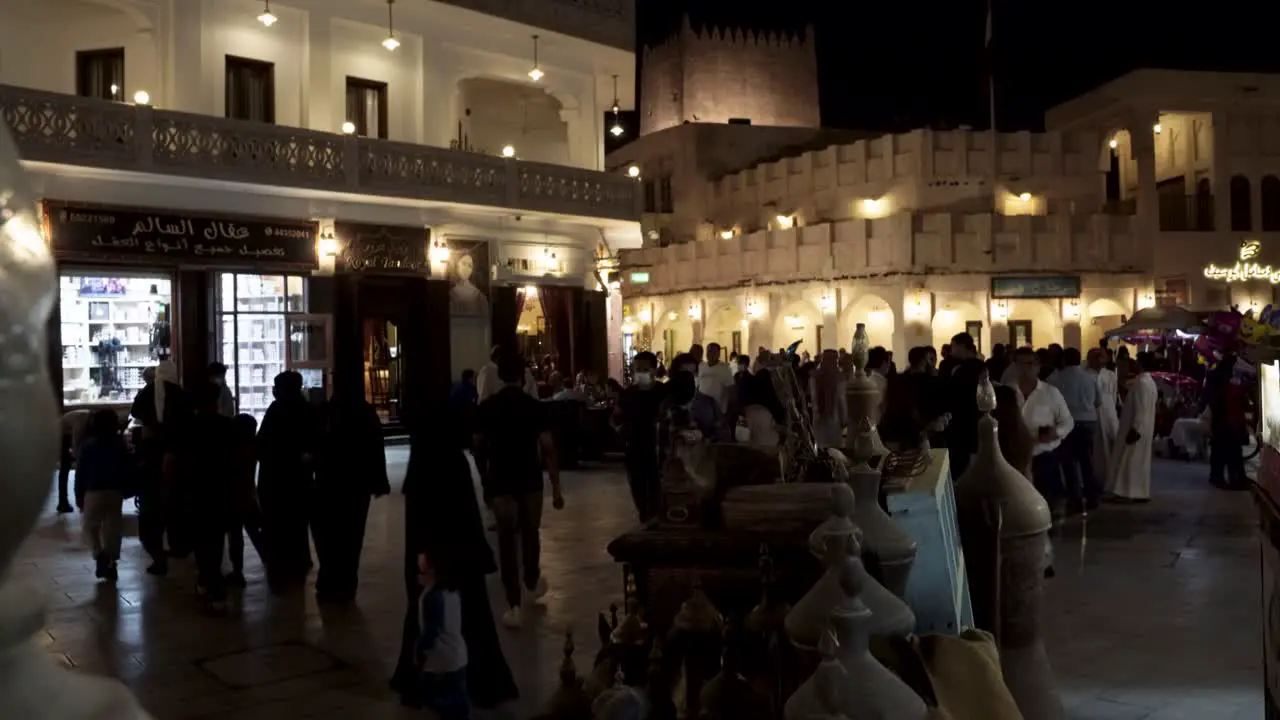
[344,135,361,191]
[134,105,153,169]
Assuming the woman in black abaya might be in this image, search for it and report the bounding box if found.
[390,417,518,709]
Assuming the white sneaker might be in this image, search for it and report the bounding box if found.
[501,606,523,629]
[526,576,548,603]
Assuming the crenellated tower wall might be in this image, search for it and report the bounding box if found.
[640,15,820,135]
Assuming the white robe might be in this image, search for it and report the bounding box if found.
[1094,367,1120,474]
[1107,372,1156,499]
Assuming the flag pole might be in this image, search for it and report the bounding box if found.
[986,0,996,132]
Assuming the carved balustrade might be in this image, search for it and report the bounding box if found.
[0,84,640,222]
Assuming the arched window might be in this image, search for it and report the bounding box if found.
[1231,175,1253,231]
[1195,177,1213,230]
[1262,176,1280,231]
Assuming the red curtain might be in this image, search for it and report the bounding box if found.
[537,286,574,376]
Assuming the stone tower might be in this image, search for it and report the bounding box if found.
[640,15,820,136]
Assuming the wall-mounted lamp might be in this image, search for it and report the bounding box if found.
[905,293,930,321]
[1108,137,1118,149]
[784,314,805,330]
[317,229,339,274]
[667,310,679,321]
[1018,192,1032,202]
[342,121,356,134]
[502,145,516,158]
[990,299,1010,322]
[860,197,886,217]
[428,239,450,265]
[818,293,836,313]
[637,308,651,324]
[627,165,640,178]
[688,303,702,321]
[1136,290,1156,310]
[132,90,151,105]
[1063,298,1081,322]
[746,298,764,318]
[775,214,795,230]
[1153,123,1162,134]
[719,229,735,240]
[523,285,539,297]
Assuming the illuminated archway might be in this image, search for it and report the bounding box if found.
[771,300,824,356]
[1084,298,1128,350]
[1007,299,1060,349]
[932,300,983,351]
[704,303,745,357]
[654,310,694,362]
[838,293,896,352]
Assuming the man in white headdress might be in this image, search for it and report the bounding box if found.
[1106,351,1157,501]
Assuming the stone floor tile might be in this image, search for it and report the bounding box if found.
[12,452,1265,718]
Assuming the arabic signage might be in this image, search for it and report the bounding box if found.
[1204,239,1280,283]
[333,222,428,273]
[990,275,1082,299]
[43,202,317,267]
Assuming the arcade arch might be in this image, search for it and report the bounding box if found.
[654,310,693,362]
[771,300,824,356]
[838,293,896,352]
[704,303,745,357]
[1083,298,1128,350]
[932,300,984,351]
[1007,299,1060,349]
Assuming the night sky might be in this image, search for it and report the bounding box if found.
[607,0,1280,152]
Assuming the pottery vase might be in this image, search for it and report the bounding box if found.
[786,533,914,649]
[784,556,928,720]
[0,122,154,720]
[844,422,917,600]
[954,374,1062,720]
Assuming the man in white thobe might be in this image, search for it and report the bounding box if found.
[1107,351,1157,501]
[1088,349,1120,483]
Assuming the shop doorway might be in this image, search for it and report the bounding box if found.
[1009,320,1032,349]
[364,319,402,425]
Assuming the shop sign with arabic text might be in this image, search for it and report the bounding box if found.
[1204,239,1280,283]
[43,201,318,268]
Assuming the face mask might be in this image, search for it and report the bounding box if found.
[635,372,653,387]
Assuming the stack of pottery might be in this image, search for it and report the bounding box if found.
[954,374,1062,720]
[841,421,918,600]
[783,556,928,720]
[591,669,649,720]
[786,485,915,650]
[538,630,593,720]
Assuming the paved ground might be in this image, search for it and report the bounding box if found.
[13,449,1264,719]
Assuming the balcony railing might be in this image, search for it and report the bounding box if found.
[0,84,640,222]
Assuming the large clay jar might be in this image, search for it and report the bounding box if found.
[0,120,154,720]
[843,424,917,599]
[786,533,914,649]
[784,557,928,720]
[954,375,1063,720]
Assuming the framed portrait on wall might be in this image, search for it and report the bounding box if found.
[446,239,490,316]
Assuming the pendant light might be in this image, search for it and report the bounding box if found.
[527,35,544,82]
[257,0,277,27]
[609,74,624,137]
[381,0,400,51]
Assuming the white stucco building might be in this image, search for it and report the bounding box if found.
[0,0,640,416]
[616,70,1280,362]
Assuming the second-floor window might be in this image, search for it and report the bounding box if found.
[345,77,388,139]
[226,56,275,123]
[76,48,124,101]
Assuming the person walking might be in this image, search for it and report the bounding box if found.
[131,360,191,575]
[1207,352,1250,491]
[312,390,390,603]
[1107,352,1158,501]
[614,351,666,521]
[392,414,518,710]
[76,409,129,582]
[1012,347,1075,515]
[475,352,564,629]
[1048,347,1100,512]
[256,371,317,591]
[809,349,847,449]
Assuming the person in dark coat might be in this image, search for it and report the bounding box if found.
[312,391,390,603]
[256,371,317,591]
[131,361,192,575]
[391,415,518,710]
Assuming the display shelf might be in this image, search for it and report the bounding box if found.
[60,274,172,407]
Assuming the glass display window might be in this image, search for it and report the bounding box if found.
[60,272,173,406]
[217,273,329,422]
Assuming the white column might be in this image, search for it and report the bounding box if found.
[305,12,333,132]
[1126,112,1160,243]
[1211,112,1231,233]
[166,0,204,113]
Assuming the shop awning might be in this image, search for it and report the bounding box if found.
[1103,306,1205,337]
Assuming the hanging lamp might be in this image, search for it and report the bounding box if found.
[382,0,400,51]
[609,74,624,137]
[257,0,277,26]
[528,35,544,82]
